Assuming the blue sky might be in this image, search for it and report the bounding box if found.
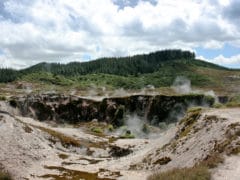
[0,0,239,69]
[196,44,240,59]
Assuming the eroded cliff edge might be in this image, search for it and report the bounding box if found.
[9,94,214,126]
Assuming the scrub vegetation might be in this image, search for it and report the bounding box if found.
[0,50,239,94]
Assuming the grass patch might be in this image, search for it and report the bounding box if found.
[90,127,103,134]
[40,166,119,180]
[119,130,135,139]
[15,118,107,149]
[119,134,135,139]
[178,108,202,138]
[213,103,225,109]
[186,106,203,114]
[58,153,69,160]
[0,171,12,180]
[226,102,240,107]
[35,126,81,148]
[226,95,240,107]
[107,124,114,132]
[147,165,211,180]
[180,107,202,125]
[33,125,107,149]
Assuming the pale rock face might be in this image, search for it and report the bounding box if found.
[0,96,239,180]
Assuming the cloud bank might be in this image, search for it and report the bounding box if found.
[0,0,239,69]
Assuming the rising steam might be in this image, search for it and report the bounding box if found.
[172,76,192,94]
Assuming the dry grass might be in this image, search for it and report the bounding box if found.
[35,126,81,147]
[15,118,107,149]
[0,171,12,180]
[15,117,82,147]
[178,108,202,138]
[40,166,120,180]
[213,103,226,109]
[147,165,211,180]
[225,95,240,107]
[90,127,103,134]
[58,153,69,160]
[34,125,107,149]
[226,102,240,107]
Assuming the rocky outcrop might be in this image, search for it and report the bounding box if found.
[9,94,214,126]
[131,108,240,176]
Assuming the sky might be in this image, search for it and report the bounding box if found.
[0,0,239,69]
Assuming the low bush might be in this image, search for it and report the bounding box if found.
[90,127,103,134]
[226,95,240,107]
[147,165,211,180]
[213,103,225,108]
[120,130,135,139]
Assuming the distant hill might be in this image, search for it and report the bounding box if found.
[21,49,197,76]
[0,49,239,92]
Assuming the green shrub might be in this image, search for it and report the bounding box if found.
[147,165,211,180]
[226,102,240,107]
[226,95,240,107]
[120,130,135,139]
[90,127,103,134]
[187,106,202,113]
[213,103,225,108]
[178,108,202,138]
[107,124,114,132]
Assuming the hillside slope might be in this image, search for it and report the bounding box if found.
[7,59,240,95]
[0,49,240,95]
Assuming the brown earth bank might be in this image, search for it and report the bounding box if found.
[9,93,214,126]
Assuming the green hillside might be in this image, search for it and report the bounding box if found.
[0,49,240,94]
[19,49,196,76]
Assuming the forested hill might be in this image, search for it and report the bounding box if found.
[0,49,227,83]
[22,50,196,76]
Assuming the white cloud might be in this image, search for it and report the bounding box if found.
[203,40,224,49]
[212,54,240,65]
[219,0,230,6]
[0,0,239,68]
[198,54,240,68]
